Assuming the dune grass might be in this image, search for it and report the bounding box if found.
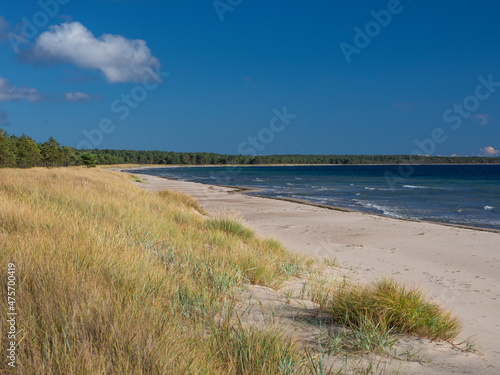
[0,167,462,374]
[312,278,461,343]
[210,320,304,375]
[158,189,207,215]
[0,167,311,374]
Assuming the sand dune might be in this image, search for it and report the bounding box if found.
[125,170,500,374]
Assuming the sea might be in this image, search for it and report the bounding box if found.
[131,164,500,230]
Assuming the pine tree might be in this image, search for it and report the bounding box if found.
[16,134,42,168]
[0,129,17,167]
[41,137,64,167]
[81,153,97,168]
[62,146,77,167]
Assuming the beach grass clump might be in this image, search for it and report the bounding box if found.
[326,316,399,355]
[0,167,310,374]
[210,320,304,375]
[206,216,255,240]
[314,278,461,341]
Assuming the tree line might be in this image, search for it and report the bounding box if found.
[1,128,500,168]
[89,149,500,166]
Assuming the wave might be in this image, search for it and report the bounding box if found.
[292,194,326,201]
[316,187,337,192]
[364,187,393,191]
[402,185,446,190]
[484,206,495,211]
[352,199,406,219]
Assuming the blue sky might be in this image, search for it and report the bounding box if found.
[1,0,499,156]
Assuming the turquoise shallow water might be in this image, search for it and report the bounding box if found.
[132,165,500,230]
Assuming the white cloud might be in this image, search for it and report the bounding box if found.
[0,110,10,126]
[480,146,500,157]
[0,76,43,102]
[65,92,91,102]
[473,114,489,126]
[31,22,161,83]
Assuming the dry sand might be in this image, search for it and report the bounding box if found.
[123,170,499,374]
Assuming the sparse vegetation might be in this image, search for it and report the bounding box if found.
[323,257,339,268]
[326,317,399,355]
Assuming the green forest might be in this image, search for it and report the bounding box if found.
[1,128,500,168]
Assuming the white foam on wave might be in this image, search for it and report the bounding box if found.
[484,206,495,211]
[352,199,406,219]
[403,185,446,190]
[316,186,337,191]
[291,194,329,204]
[364,186,392,191]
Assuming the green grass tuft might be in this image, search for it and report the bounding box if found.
[210,321,304,375]
[206,217,255,239]
[313,278,461,341]
[327,316,398,355]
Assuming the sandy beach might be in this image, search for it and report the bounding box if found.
[125,170,500,374]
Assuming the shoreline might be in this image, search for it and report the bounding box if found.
[125,167,500,234]
[123,169,500,374]
[118,162,500,168]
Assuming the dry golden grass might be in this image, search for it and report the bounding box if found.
[0,167,462,374]
[98,164,167,169]
[98,164,144,169]
[0,167,311,374]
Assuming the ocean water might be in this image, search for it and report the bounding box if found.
[131,165,500,230]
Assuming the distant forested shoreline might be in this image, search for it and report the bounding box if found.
[1,129,499,168]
